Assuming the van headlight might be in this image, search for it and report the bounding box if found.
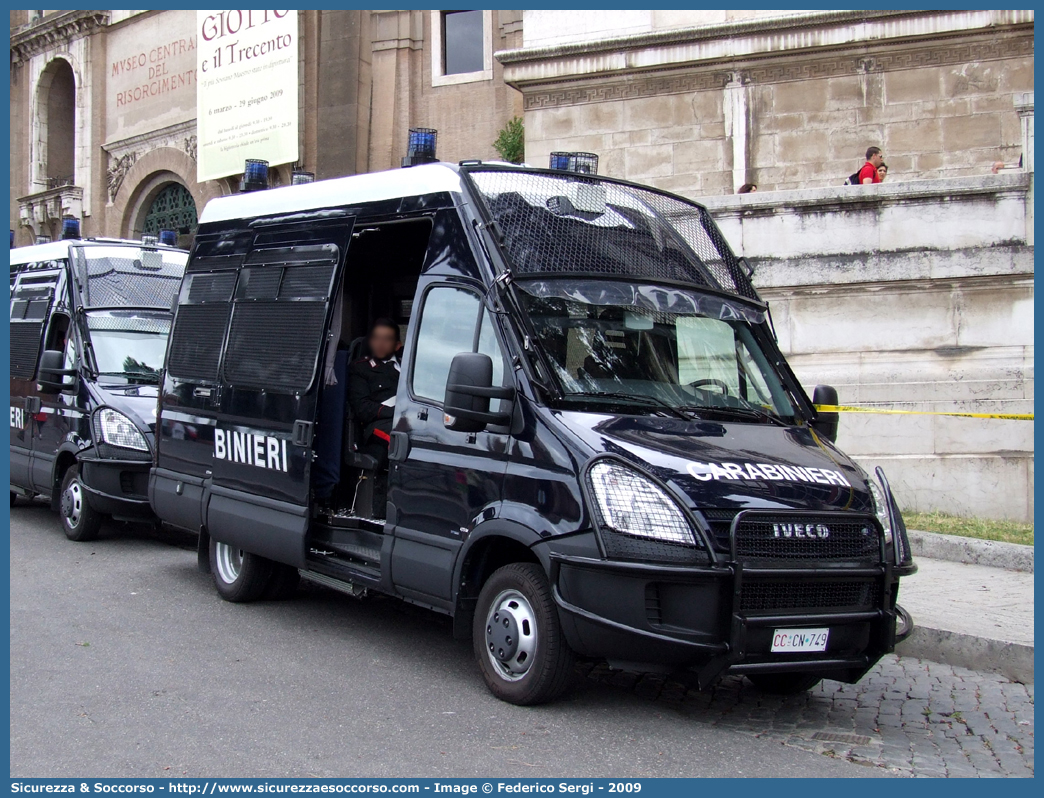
[587,461,703,562]
[867,477,893,544]
[97,408,149,452]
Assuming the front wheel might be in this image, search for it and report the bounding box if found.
[472,563,575,706]
[59,465,102,542]
[210,538,274,602]
[747,672,822,694]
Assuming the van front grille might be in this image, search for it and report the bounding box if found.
[735,515,880,563]
[739,579,881,613]
[699,510,881,564]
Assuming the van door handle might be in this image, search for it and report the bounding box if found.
[388,431,409,462]
[193,387,212,398]
[292,420,313,447]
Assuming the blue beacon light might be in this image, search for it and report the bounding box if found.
[61,218,81,240]
[549,151,599,175]
[402,128,438,168]
[240,159,270,192]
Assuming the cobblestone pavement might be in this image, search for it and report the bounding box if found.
[581,655,1034,777]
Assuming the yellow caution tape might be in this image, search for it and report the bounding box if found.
[815,404,1033,421]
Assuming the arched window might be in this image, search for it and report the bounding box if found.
[39,59,75,187]
[141,183,198,238]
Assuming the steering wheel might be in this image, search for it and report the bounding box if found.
[689,378,731,396]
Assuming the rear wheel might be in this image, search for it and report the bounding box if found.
[210,538,274,602]
[747,673,822,694]
[472,562,575,706]
[59,465,102,542]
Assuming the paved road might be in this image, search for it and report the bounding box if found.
[10,503,1033,778]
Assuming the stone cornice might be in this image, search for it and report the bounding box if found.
[10,9,109,64]
[496,9,1035,88]
[701,172,1032,217]
[518,33,1035,111]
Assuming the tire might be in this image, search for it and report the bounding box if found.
[59,465,102,542]
[472,562,575,706]
[209,538,275,603]
[264,563,301,600]
[747,672,822,695]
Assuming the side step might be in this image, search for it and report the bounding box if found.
[300,569,368,599]
[325,539,381,566]
[311,522,384,569]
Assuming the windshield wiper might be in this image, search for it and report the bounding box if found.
[98,371,160,383]
[682,404,785,426]
[562,391,693,421]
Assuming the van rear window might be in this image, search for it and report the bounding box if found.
[167,243,338,391]
[9,279,56,380]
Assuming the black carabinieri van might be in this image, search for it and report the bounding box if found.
[10,238,188,540]
[152,162,915,705]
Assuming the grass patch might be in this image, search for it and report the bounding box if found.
[903,511,1033,546]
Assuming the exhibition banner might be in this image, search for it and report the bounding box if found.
[196,9,298,182]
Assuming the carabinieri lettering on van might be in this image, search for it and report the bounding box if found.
[686,461,851,486]
[214,428,288,472]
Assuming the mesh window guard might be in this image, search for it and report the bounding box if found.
[463,167,758,300]
[220,245,339,392]
[78,247,187,309]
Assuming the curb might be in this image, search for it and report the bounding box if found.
[896,624,1034,684]
[907,529,1034,572]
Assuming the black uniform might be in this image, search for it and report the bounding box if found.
[348,355,400,469]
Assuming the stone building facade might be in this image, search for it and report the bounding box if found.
[501,10,1034,195]
[9,9,522,247]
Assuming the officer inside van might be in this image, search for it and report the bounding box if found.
[348,318,401,515]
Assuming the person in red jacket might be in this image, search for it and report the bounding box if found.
[858,147,885,184]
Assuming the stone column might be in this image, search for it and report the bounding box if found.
[368,10,424,173]
[315,10,369,179]
[1014,91,1033,244]
[723,71,749,192]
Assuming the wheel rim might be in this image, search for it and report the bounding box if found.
[484,588,538,682]
[214,542,245,584]
[61,478,84,528]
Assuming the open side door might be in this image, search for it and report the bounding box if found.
[204,220,355,568]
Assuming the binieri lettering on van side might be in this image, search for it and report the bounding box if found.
[214,428,288,472]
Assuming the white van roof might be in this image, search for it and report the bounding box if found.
[9,240,72,265]
[9,238,182,268]
[198,163,465,226]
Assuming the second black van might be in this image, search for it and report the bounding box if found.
[10,237,187,539]
[151,162,915,705]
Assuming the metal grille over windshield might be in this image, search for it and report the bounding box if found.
[78,246,187,309]
[464,167,757,300]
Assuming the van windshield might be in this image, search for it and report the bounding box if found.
[76,246,187,310]
[85,310,171,384]
[517,280,796,422]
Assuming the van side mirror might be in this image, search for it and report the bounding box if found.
[812,384,839,443]
[37,350,77,395]
[443,352,514,433]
